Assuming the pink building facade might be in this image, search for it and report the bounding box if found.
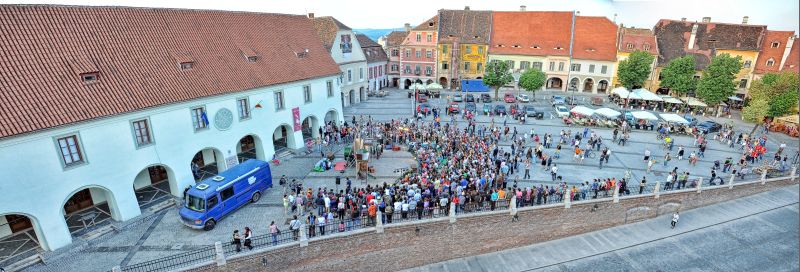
[400,16,438,89]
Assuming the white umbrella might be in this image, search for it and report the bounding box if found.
[595,108,621,118]
[426,83,443,90]
[410,83,426,90]
[570,106,595,116]
[611,87,630,97]
[631,89,663,101]
[680,97,707,107]
[727,96,743,101]
[659,113,689,124]
[659,95,684,104]
[631,111,658,121]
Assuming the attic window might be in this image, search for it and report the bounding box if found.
[428,22,434,27]
[497,44,505,47]
[531,45,541,49]
[512,45,521,48]
[555,46,564,50]
[247,56,259,62]
[626,43,634,50]
[180,62,194,70]
[771,42,780,48]
[448,35,454,38]
[643,44,651,51]
[473,35,479,39]
[295,49,309,59]
[585,48,596,52]
[81,72,99,82]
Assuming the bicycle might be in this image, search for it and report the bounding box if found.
[585,149,597,159]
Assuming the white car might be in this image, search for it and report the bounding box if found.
[555,106,570,117]
[517,93,530,103]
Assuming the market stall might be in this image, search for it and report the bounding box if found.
[679,97,709,115]
[631,111,658,130]
[772,115,799,137]
[659,113,693,135]
[594,108,620,127]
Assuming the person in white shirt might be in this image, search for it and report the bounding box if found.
[671,212,680,229]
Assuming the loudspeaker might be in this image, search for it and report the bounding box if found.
[335,176,341,185]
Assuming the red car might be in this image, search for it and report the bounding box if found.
[448,102,460,114]
[503,93,516,103]
[417,96,428,103]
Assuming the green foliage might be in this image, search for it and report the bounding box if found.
[483,61,514,100]
[616,50,655,89]
[748,71,799,118]
[696,53,742,106]
[659,55,697,95]
[742,99,769,124]
[768,88,799,117]
[518,69,546,94]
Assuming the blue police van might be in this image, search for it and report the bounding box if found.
[180,159,272,230]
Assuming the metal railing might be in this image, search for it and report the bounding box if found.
[120,245,215,272]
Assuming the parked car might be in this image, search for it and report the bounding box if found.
[551,95,566,106]
[524,105,544,119]
[483,104,492,115]
[517,93,530,103]
[417,103,431,114]
[696,121,722,134]
[555,106,570,117]
[503,93,516,103]
[465,94,475,102]
[481,94,492,103]
[465,102,477,113]
[565,96,577,105]
[494,104,507,115]
[453,94,463,102]
[684,115,698,127]
[448,102,460,114]
[416,95,428,103]
[429,89,441,98]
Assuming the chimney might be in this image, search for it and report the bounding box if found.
[464,6,470,10]
[520,5,526,11]
[702,17,711,23]
[576,11,580,16]
[681,17,687,22]
[404,23,411,32]
[742,16,749,24]
[688,24,699,50]
[307,13,314,19]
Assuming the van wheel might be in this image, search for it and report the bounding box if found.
[203,219,216,231]
[251,192,261,203]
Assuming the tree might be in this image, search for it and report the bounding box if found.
[748,71,799,117]
[518,69,546,100]
[483,60,514,100]
[741,98,769,124]
[659,55,697,96]
[696,53,742,111]
[616,50,655,89]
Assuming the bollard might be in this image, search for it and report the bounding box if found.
[729,174,735,189]
[449,203,456,223]
[375,210,384,233]
[791,167,797,179]
[214,241,226,266]
[564,192,571,209]
[761,169,767,185]
[696,177,703,193]
[112,266,121,272]
[299,224,308,247]
[612,184,620,203]
[654,181,661,199]
[509,197,517,215]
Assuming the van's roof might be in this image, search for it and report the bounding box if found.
[188,159,270,198]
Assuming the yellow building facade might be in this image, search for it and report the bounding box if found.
[716,49,760,95]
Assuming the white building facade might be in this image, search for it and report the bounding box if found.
[566,59,616,94]
[311,15,369,107]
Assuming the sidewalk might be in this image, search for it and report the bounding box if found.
[407,184,800,272]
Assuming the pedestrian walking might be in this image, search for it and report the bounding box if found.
[671,212,680,229]
[647,159,655,174]
[639,176,646,194]
[550,164,558,181]
[289,215,301,241]
[243,227,253,250]
[643,149,651,162]
[663,153,671,167]
[270,221,280,246]
[232,230,242,252]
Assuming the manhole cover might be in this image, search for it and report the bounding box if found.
[171,244,184,250]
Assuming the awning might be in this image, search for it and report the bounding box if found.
[570,106,595,116]
[680,97,708,107]
[595,108,621,118]
[728,96,743,101]
[410,83,426,90]
[659,113,689,124]
[775,115,799,125]
[631,111,659,121]
[426,83,443,90]
[631,89,663,101]
[659,95,684,104]
[611,87,630,97]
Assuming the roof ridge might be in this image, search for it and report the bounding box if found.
[1,4,306,17]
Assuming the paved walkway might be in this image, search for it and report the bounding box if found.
[407,184,800,272]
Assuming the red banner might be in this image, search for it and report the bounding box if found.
[292,107,301,132]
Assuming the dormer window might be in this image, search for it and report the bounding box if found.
[497,44,505,48]
[531,45,541,49]
[643,44,651,51]
[771,42,780,48]
[585,48,596,52]
[81,72,99,82]
[512,45,521,48]
[626,43,634,50]
[766,58,775,66]
[180,62,194,70]
[428,22,434,27]
[247,56,258,62]
[555,46,564,50]
[473,35,479,39]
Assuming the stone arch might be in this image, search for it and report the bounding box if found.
[546,77,563,90]
[349,89,356,105]
[583,78,594,93]
[597,80,609,93]
[359,87,366,102]
[190,147,225,181]
[439,77,448,88]
[569,77,580,92]
[324,108,340,124]
[236,134,265,162]
[657,202,682,216]
[132,163,180,210]
[0,212,48,254]
[404,79,412,89]
[60,185,120,235]
[301,115,320,140]
[425,79,433,85]
[414,79,423,84]
[272,123,295,153]
[624,206,652,224]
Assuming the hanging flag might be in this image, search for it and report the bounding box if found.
[201,111,209,126]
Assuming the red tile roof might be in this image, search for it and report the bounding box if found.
[618,27,659,56]
[653,19,767,69]
[754,31,795,74]
[0,5,340,139]
[437,9,493,44]
[412,15,439,31]
[386,31,409,47]
[311,16,353,52]
[490,11,573,56]
[356,34,389,63]
[573,16,618,61]
[784,40,800,73]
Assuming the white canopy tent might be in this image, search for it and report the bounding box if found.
[631,89,663,101]
[410,83,427,90]
[631,111,659,121]
[426,83,443,90]
[570,106,595,116]
[611,87,630,97]
[680,97,708,107]
[728,96,743,102]
[595,108,621,118]
[659,113,689,124]
[659,95,684,104]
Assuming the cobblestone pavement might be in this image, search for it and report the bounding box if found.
[22,88,798,272]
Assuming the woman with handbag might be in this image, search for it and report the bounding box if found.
[243,227,253,250]
[232,230,242,252]
[270,221,280,246]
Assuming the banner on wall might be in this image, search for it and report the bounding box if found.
[292,107,301,132]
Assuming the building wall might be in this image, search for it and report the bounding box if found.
[339,61,369,106]
[568,59,616,94]
[400,30,438,88]
[367,61,388,92]
[459,44,489,79]
[717,49,760,94]
[612,52,659,90]
[195,177,798,272]
[0,75,342,251]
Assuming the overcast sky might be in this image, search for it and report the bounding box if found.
[3,0,798,32]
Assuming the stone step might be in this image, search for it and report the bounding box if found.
[80,224,116,241]
[147,198,175,213]
[3,253,42,272]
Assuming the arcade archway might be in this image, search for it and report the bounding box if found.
[237,134,265,162]
[133,164,178,210]
[62,186,118,236]
[272,124,295,153]
[190,148,225,181]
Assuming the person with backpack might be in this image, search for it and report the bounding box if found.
[289,216,300,241]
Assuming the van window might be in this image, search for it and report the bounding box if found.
[185,194,206,212]
[220,187,235,201]
[207,195,219,209]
